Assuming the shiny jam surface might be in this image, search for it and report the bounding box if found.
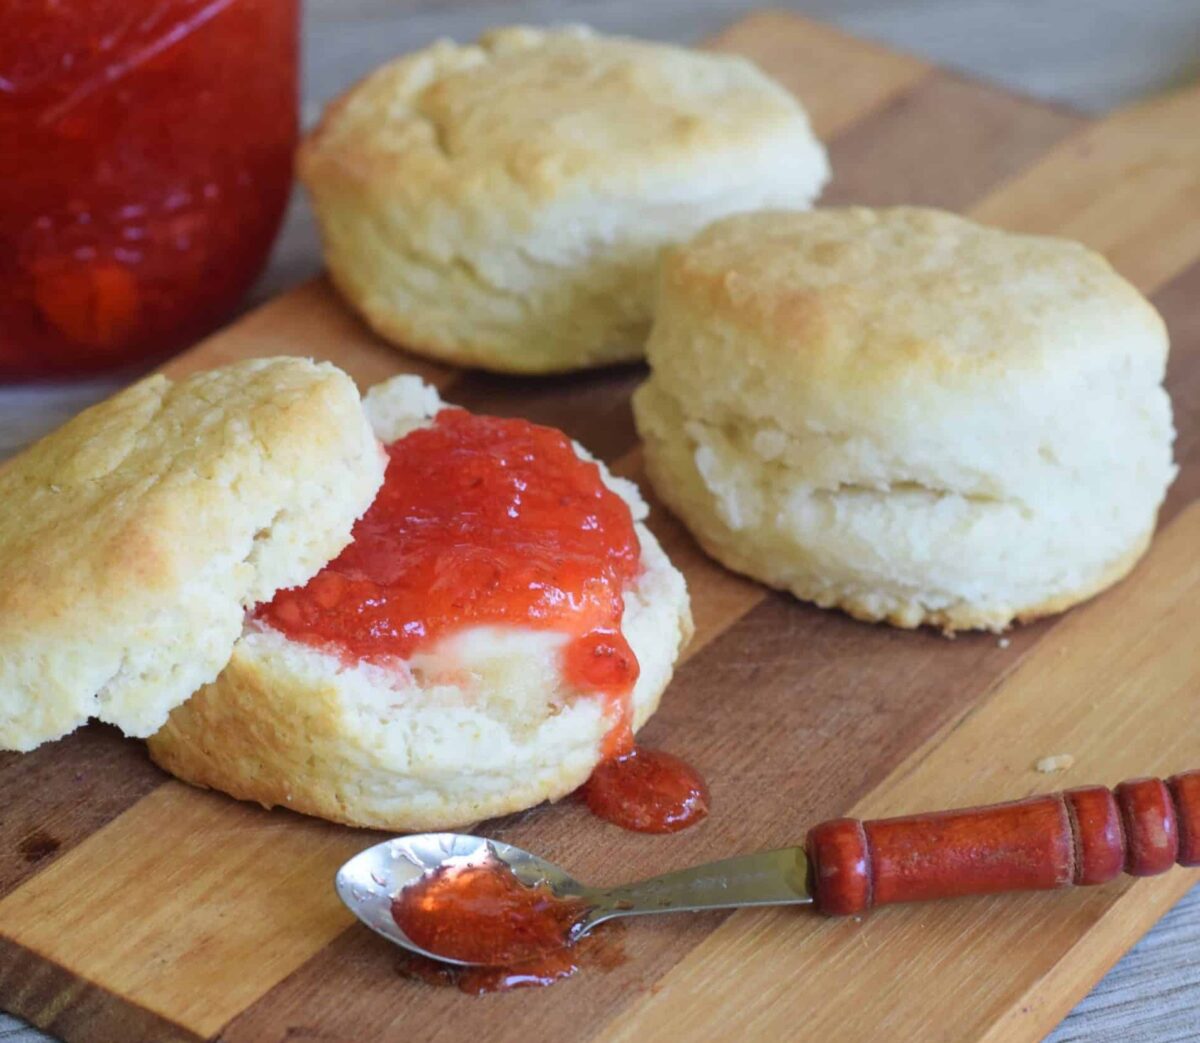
[391,858,588,968]
[396,923,627,996]
[581,746,711,833]
[0,0,298,378]
[259,410,643,749]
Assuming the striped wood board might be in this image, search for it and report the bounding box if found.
[3,12,1200,1043]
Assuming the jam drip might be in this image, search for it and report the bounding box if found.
[582,746,710,833]
[258,409,642,746]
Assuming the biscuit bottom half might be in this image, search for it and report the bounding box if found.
[634,380,1164,633]
[147,522,690,831]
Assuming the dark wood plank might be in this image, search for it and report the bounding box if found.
[824,70,1084,209]
[0,727,165,900]
[706,11,931,139]
[1156,260,1200,522]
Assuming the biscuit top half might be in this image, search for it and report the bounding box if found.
[654,207,1167,404]
[0,357,385,751]
[300,25,825,205]
[644,206,1174,513]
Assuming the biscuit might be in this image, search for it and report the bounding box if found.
[633,207,1177,631]
[0,358,385,751]
[299,25,828,374]
[148,377,693,830]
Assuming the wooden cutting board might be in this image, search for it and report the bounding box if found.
[3,12,1199,1042]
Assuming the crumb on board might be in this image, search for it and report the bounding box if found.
[1035,754,1075,773]
[997,637,1011,649]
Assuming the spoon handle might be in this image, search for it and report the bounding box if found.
[807,770,1200,916]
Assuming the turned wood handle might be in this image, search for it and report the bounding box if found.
[806,770,1200,916]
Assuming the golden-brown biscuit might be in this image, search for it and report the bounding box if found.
[149,377,693,830]
[300,26,829,374]
[0,358,385,750]
[634,207,1176,631]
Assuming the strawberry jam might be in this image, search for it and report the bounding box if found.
[258,409,642,748]
[582,746,710,833]
[0,0,298,378]
[392,859,587,967]
[396,926,627,995]
[392,855,626,995]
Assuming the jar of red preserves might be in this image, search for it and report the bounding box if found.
[0,0,299,379]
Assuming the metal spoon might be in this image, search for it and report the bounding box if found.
[336,769,1200,966]
[335,832,810,966]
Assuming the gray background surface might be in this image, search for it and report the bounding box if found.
[3,2,1199,1039]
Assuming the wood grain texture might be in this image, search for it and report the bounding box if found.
[1157,262,1200,520]
[971,83,1200,292]
[705,11,930,138]
[822,71,1084,209]
[0,939,200,1043]
[0,728,163,901]
[0,788,371,1037]
[1,13,1197,1043]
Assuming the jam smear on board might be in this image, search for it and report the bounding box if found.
[581,746,710,833]
[258,409,642,750]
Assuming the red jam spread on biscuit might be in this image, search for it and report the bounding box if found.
[581,746,710,833]
[257,409,641,750]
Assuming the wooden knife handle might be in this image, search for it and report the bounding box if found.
[806,770,1200,916]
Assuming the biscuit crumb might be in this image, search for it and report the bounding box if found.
[1035,754,1074,774]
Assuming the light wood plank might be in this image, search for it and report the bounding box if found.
[0,786,368,1038]
[0,936,202,1043]
[973,84,1200,293]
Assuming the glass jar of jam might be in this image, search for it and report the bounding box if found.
[0,0,299,380]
